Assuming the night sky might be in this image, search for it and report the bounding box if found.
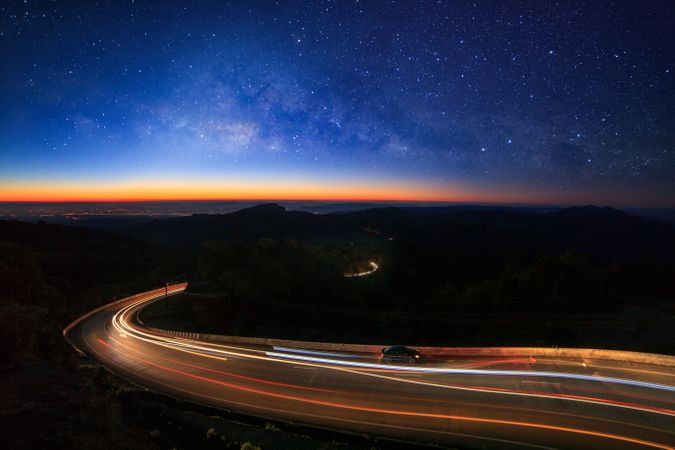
[1,1,674,205]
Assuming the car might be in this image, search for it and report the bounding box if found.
[381,345,420,364]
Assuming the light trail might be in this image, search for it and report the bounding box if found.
[265,351,675,394]
[344,261,379,277]
[105,334,675,420]
[105,287,675,418]
[65,284,675,449]
[272,346,361,358]
[96,338,675,450]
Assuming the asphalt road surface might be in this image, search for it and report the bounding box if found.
[64,284,675,449]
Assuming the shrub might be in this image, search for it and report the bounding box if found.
[240,442,262,450]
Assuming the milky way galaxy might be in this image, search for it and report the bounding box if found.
[1,1,673,205]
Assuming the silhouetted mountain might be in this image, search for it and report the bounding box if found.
[534,206,674,263]
[122,202,361,245]
[120,203,675,270]
[626,207,675,224]
[402,204,552,214]
[343,206,416,223]
[546,205,637,224]
[294,202,387,214]
[231,202,287,217]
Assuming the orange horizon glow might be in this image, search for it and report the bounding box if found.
[1,178,672,207]
[0,179,499,203]
[0,188,464,203]
[0,188,568,205]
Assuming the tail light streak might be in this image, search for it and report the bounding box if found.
[102,288,675,420]
[95,335,674,450]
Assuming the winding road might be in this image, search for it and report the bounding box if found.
[343,261,380,278]
[64,284,675,449]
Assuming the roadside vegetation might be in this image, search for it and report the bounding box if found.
[148,239,675,353]
[0,220,375,450]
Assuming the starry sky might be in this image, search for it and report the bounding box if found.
[1,1,674,206]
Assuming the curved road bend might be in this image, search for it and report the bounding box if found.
[343,261,379,278]
[64,284,675,449]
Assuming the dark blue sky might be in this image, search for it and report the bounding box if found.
[1,1,674,205]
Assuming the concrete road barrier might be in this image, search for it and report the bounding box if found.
[142,325,675,367]
[129,284,675,368]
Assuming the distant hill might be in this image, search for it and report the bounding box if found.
[293,202,391,214]
[121,203,363,245]
[118,203,675,268]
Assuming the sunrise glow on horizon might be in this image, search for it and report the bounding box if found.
[0,177,489,203]
[2,176,671,208]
